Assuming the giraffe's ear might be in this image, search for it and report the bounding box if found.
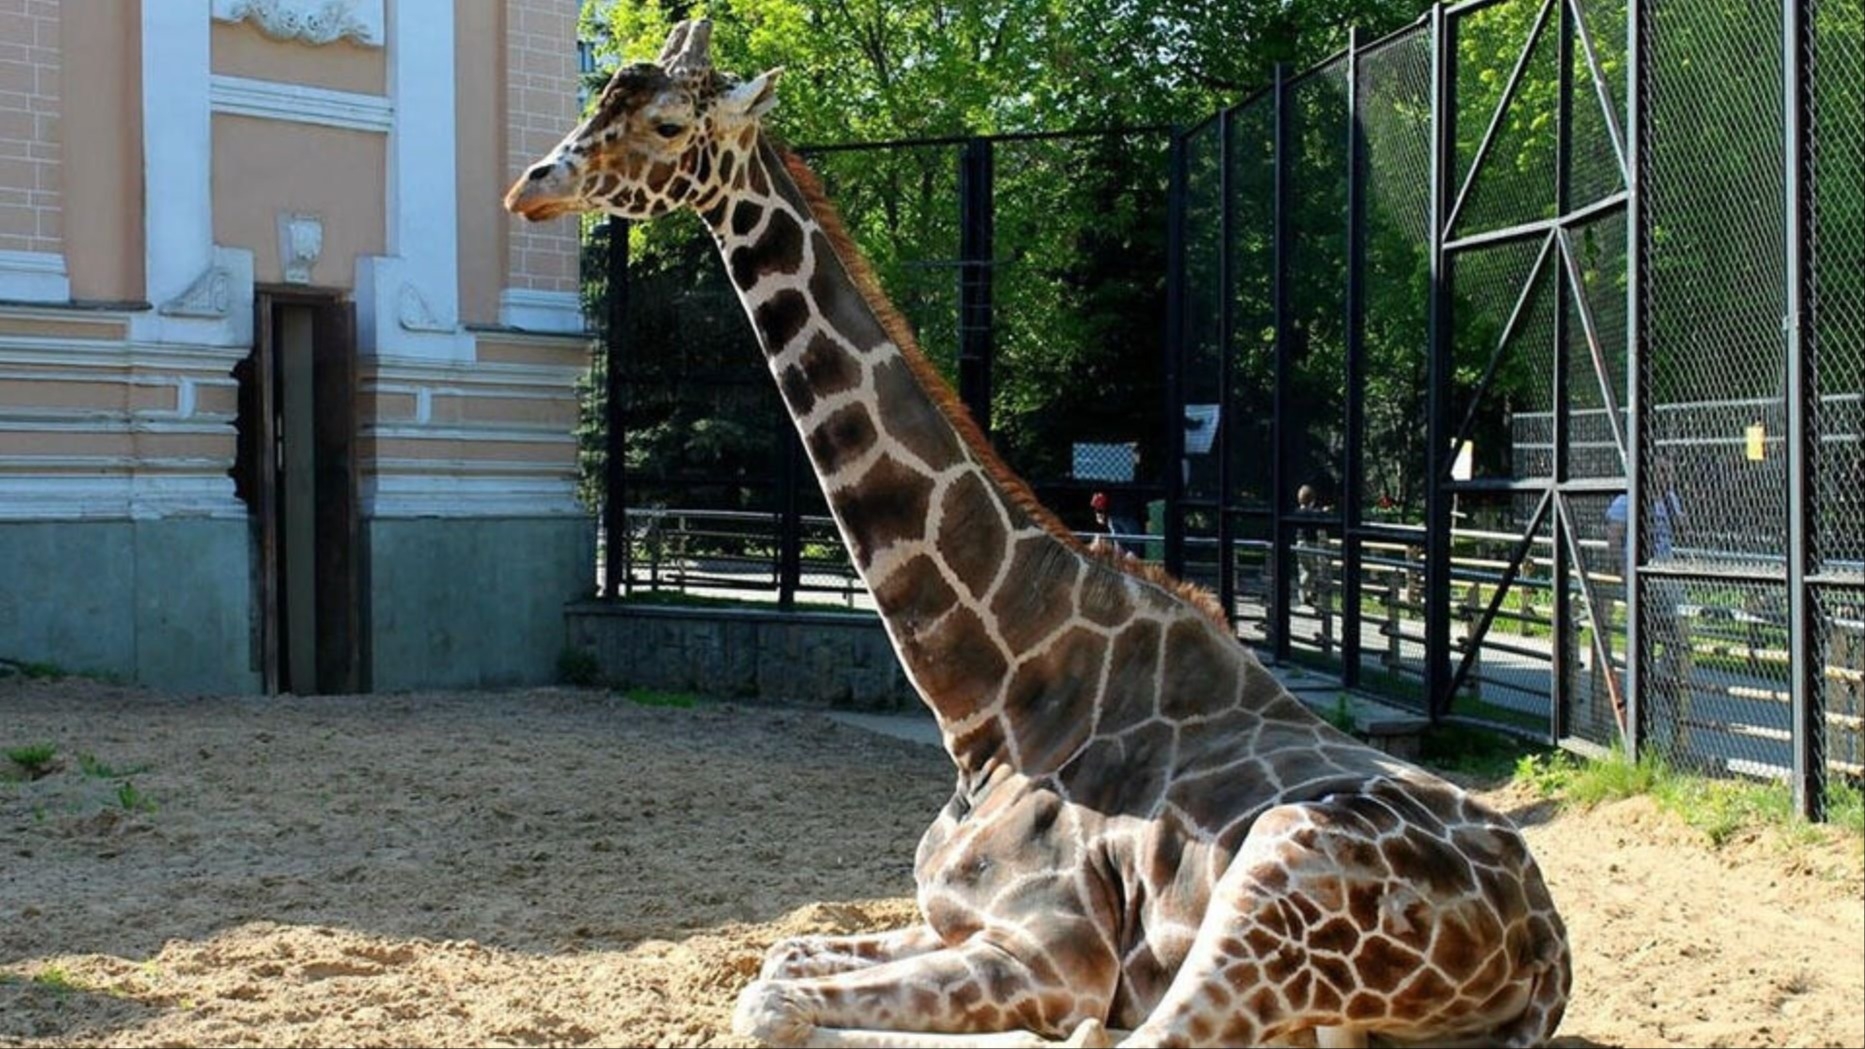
[717,68,782,120]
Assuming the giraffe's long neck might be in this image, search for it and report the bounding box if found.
[704,136,1118,775]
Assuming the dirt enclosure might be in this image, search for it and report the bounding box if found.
[1,678,1860,1048]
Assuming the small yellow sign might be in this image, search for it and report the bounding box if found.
[1745,422,1766,461]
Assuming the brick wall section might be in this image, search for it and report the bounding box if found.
[504,0,578,293]
[0,0,60,255]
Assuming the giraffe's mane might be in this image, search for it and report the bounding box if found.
[771,141,1229,630]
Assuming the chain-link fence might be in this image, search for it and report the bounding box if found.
[585,0,1861,818]
[1165,0,1858,817]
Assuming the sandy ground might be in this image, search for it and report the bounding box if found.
[0,678,1860,1048]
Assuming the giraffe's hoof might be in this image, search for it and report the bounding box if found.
[733,980,814,1047]
[758,935,821,980]
[1062,1018,1115,1048]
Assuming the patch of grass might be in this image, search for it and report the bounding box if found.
[1514,745,1863,847]
[625,689,701,709]
[1516,744,1664,807]
[114,780,156,813]
[4,742,58,779]
[1421,723,1548,783]
[76,752,149,780]
[30,967,78,994]
[556,645,602,687]
[12,659,68,680]
[1323,693,1357,734]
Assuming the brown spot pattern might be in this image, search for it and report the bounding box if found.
[752,288,810,353]
[806,401,878,476]
[729,207,805,289]
[937,473,1009,600]
[872,355,964,470]
[990,536,1080,653]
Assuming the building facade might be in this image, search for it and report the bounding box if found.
[0,0,594,693]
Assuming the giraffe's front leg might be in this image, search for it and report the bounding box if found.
[735,933,1117,1048]
[760,924,945,980]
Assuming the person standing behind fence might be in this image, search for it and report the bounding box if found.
[1606,456,1692,749]
[1295,484,1328,607]
[1088,491,1141,559]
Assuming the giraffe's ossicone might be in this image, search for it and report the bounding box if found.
[508,21,1571,1049]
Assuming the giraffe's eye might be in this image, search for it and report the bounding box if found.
[655,123,685,139]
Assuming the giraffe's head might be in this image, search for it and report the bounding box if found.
[504,20,779,223]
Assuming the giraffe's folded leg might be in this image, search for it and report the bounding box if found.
[761,925,945,980]
[734,938,1117,1049]
[760,1018,1123,1049]
[1117,797,1568,1049]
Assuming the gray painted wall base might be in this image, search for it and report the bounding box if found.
[565,601,920,711]
[367,516,595,691]
[0,518,260,693]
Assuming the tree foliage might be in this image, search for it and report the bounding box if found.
[578,0,1439,524]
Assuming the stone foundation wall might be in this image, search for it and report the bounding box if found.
[564,602,918,711]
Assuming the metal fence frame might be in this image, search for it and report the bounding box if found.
[592,0,1861,820]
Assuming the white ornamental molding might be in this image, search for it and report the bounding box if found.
[397,282,455,333]
[159,258,235,318]
[211,0,384,47]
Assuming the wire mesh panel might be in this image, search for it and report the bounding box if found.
[1566,490,1627,747]
[1178,117,1227,602]
[1451,0,1561,240]
[1639,0,1794,780]
[1354,25,1436,708]
[1643,0,1788,577]
[1357,26,1434,527]
[1284,58,1352,669]
[1814,586,1864,795]
[990,132,1172,534]
[1808,0,1864,576]
[1227,96,1280,644]
[1645,578,1797,779]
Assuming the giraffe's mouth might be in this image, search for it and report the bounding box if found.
[503,179,581,222]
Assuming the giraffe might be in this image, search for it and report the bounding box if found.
[506,21,1571,1049]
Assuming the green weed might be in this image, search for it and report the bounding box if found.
[4,743,58,779]
[30,967,77,994]
[1421,723,1546,783]
[115,781,156,813]
[77,752,149,780]
[1514,745,1862,848]
[1323,694,1357,734]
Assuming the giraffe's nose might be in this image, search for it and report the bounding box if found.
[504,160,577,220]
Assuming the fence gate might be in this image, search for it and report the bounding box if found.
[1428,0,1634,748]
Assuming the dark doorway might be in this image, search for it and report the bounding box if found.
[230,291,361,694]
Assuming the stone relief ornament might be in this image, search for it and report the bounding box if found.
[397,283,455,333]
[159,261,234,318]
[278,212,324,285]
[211,0,385,48]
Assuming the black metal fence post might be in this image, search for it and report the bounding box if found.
[1164,131,1189,579]
[1551,0,1576,743]
[1218,108,1238,623]
[958,137,996,436]
[1271,66,1295,664]
[1343,29,1367,689]
[1624,0,1647,761]
[602,216,630,599]
[778,422,802,611]
[1424,6,1455,720]
[1783,0,1821,821]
